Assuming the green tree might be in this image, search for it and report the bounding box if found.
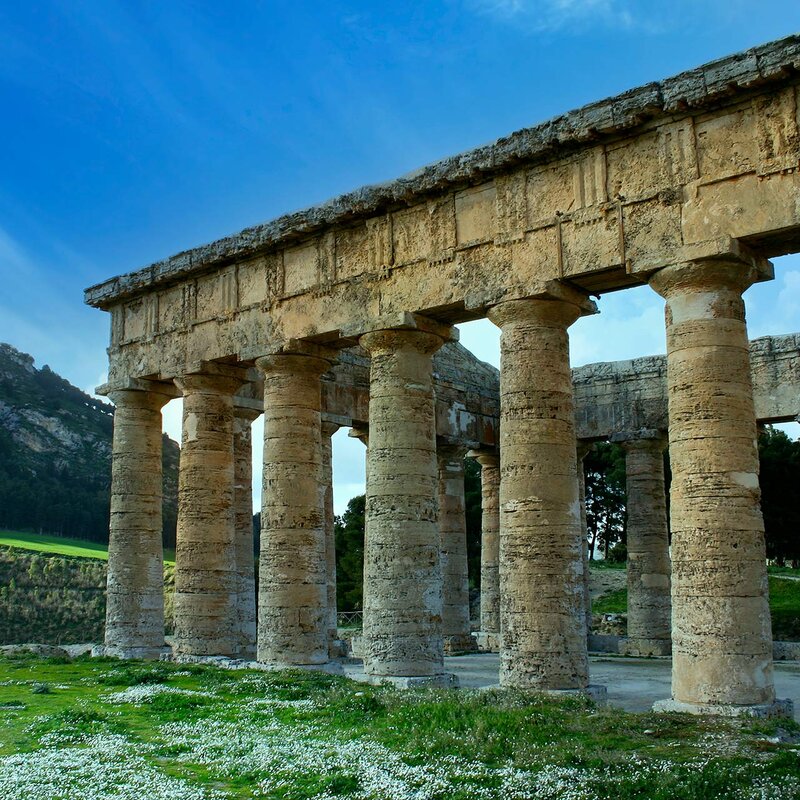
[758,427,800,566]
[335,495,365,611]
[584,442,627,560]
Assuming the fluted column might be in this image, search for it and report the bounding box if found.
[487,292,595,692]
[438,443,476,653]
[105,385,174,659]
[615,431,671,657]
[256,347,335,665]
[233,403,261,660]
[359,323,450,682]
[576,441,593,635]
[173,369,244,657]
[650,257,786,716]
[470,451,500,652]
[321,420,340,655]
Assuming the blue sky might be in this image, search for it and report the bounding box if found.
[2,2,800,512]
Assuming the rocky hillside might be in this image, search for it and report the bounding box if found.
[0,343,179,545]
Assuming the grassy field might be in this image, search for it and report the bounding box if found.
[0,654,799,800]
[592,575,800,640]
[0,530,175,564]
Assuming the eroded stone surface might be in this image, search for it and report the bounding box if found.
[256,351,334,666]
[105,387,173,659]
[615,431,671,658]
[173,371,244,657]
[471,451,500,651]
[650,259,774,708]
[488,295,592,691]
[437,444,475,653]
[360,327,447,678]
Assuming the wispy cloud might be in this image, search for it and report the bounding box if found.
[467,0,639,33]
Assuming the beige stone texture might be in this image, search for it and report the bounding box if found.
[256,350,335,666]
[471,451,500,651]
[105,386,173,659]
[437,444,476,653]
[233,404,261,660]
[576,441,593,633]
[650,259,774,709]
[321,421,340,654]
[616,431,671,657]
[487,292,593,690]
[173,370,244,657]
[359,327,447,678]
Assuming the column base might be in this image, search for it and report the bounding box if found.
[358,672,459,689]
[94,644,172,661]
[443,634,479,654]
[653,698,794,718]
[620,638,671,657]
[474,631,501,652]
[488,683,607,704]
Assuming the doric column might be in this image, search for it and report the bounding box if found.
[614,431,671,657]
[232,402,261,660]
[173,368,244,657]
[256,345,336,666]
[105,384,175,659]
[576,441,593,634]
[437,443,476,653]
[487,290,596,692]
[470,450,500,652]
[650,257,787,716]
[321,420,340,655]
[359,319,452,683]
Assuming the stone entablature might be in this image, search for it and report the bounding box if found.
[574,332,800,439]
[87,38,800,386]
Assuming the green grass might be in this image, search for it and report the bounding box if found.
[0,529,175,563]
[0,654,798,799]
[592,575,800,639]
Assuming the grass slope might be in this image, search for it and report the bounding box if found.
[592,573,800,640]
[0,530,175,563]
[0,530,109,560]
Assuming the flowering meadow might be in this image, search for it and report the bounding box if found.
[0,654,799,799]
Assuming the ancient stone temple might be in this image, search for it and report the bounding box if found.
[87,36,800,715]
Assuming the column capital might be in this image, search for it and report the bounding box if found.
[487,288,595,330]
[437,440,469,461]
[611,429,668,452]
[348,424,369,447]
[649,256,771,300]
[175,363,248,396]
[232,402,262,424]
[321,420,340,438]
[107,384,176,412]
[576,439,595,461]
[344,311,456,344]
[255,351,336,377]
[360,327,446,357]
[467,449,499,469]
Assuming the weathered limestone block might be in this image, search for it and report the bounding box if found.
[576,441,593,634]
[614,431,671,657]
[233,403,261,660]
[359,326,448,678]
[256,349,335,665]
[105,386,174,659]
[437,444,476,653]
[321,420,340,655]
[173,370,244,657]
[470,451,500,652]
[650,258,786,716]
[487,293,593,691]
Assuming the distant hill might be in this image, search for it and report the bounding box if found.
[0,343,179,546]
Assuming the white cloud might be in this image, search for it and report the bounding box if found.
[467,0,637,32]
